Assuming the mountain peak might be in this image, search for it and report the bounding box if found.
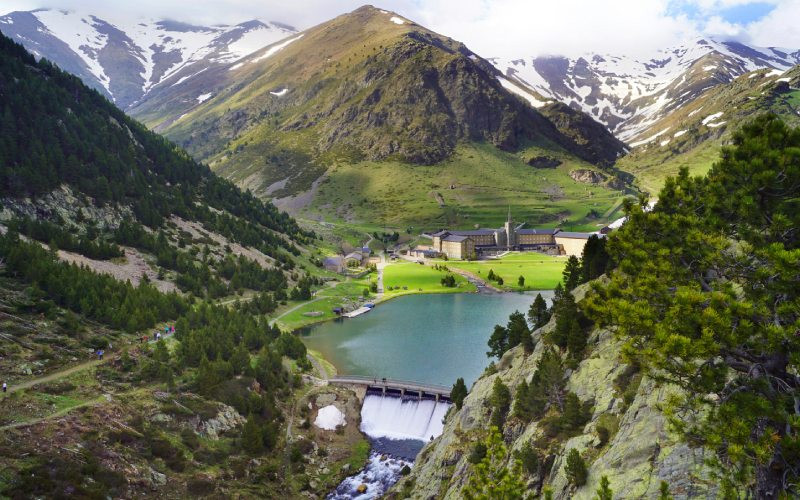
[490,36,800,142]
[0,9,297,107]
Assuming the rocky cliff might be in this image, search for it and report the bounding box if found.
[396,284,715,499]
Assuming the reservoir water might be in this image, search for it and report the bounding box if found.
[301,291,552,388]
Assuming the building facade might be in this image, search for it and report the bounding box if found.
[429,212,603,259]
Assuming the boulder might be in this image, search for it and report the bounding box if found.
[198,404,246,440]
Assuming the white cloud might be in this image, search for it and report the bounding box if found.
[2,0,799,58]
[748,1,800,48]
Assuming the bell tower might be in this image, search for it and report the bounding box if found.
[504,207,515,250]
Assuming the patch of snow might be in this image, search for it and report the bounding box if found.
[250,34,303,64]
[172,67,207,86]
[33,10,111,92]
[777,77,791,82]
[497,76,548,108]
[660,139,670,146]
[702,65,716,71]
[314,405,345,430]
[674,129,688,137]
[629,127,671,148]
[389,16,406,25]
[270,88,288,97]
[221,24,295,63]
[379,10,388,14]
[765,68,783,77]
[707,121,726,128]
[701,112,724,125]
[1,17,13,24]
[196,92,213,103]
[687,107,703,117]
[229,62,244,71]
[748,73,760,79]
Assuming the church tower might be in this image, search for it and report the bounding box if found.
[504,207,515,250]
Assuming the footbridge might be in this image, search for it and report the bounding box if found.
[330,375,451,402]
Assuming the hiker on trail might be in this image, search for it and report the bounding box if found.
[2,382,6,393]
[97,349,104,360]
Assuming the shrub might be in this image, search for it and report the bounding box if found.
[565,449,587,486]
[468,442,487,464]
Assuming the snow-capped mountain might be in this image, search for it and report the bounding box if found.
[491,37,800,142]
[0,8,296,108]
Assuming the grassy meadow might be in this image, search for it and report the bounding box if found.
[443,252,567,291]
[382,261,476,297]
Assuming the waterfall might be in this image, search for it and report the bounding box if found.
[360,394,450,442]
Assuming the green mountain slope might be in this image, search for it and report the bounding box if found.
[617,65,800,194]
[130,6,626,229]
[0,32,376,498]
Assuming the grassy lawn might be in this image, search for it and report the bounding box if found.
[443,252,567,291]
[274,276,378,330]
[383,261,476,296]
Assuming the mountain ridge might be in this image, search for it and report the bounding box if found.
[490,36,800,142]
[0,8,296,108]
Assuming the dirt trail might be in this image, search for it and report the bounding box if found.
[0,395,106,431]
[1,358,105,397]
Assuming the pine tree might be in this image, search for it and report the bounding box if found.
[451,377,468,409]
[489,378,512,429]
[487,324,508,358]
[563,255,581,291]
[241,414,264,454]
[505,311,530,349]
[463,427,525,500]
[567,317,587,357]
[528,293,550,330]
[658,481,672,500]
[517,275,525,288]
[584,116,800,495]
[565,448,587,486]
[595,475,613,500]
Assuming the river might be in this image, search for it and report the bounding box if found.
[300,291,553,388]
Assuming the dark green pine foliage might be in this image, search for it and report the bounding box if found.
[451,377,468,409]
[513,347,565,422]
[580,234,609,282]
[487,310,532,358]
[0,33,312,254]
[585,115,800,496]
[528,293,551,330]
[489,378,512,429]
[0,232,186,332]
[562,255,581,291]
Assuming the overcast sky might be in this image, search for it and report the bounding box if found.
[3,0,800,58]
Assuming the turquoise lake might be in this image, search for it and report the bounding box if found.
[300,291,553,388]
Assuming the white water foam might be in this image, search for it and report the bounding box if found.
[328,452,411,499]
[360,395,450,442]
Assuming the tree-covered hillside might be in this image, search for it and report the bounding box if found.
[0,33,310,245]
[0,32,365,498]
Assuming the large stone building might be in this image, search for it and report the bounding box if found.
[428,212,601,259]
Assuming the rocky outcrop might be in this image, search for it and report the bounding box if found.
[198,404,246,440]
[399,284,715,499]
[0,185,132,231]
[569,169,607,185]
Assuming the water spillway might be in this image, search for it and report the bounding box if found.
[328,394,451,498]
[360,394,450,442]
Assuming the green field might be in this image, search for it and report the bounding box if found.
[382,261,476,296]
[443,253,567,291]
